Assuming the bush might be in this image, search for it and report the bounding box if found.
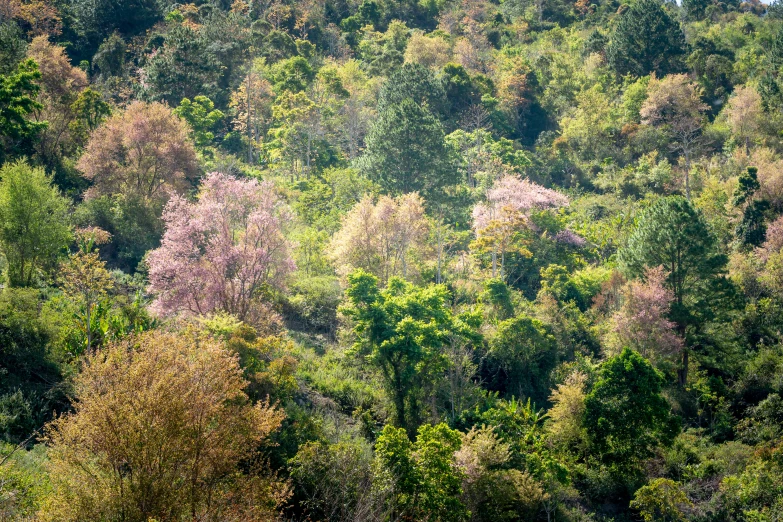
[285,275,342,334]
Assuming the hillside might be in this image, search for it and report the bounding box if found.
[1,0,783,520]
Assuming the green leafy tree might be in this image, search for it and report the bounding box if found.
[0,59,47,162]
[342,270,479,436]
[630,478,692,522]
[266,90,336,177]
[173,96,224,148]
[583,348,680,467]
[0,160,71,287]
[467,397,548,470]
[375,423,468,522]
[487,315,558,405]
[640,74,708,197]
[58,228,114,355]
[0,289,63,443]
[606,0,687,77]
[68,88,112,145]
[618,196,730,384]
[143,23,224,105]
[356,20,409,76]
[361,98,455,199]
[733,167,770,248]
[720,448,783,521]
[268,56,316,93]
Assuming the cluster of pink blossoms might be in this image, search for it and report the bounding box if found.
[147,172,295,322]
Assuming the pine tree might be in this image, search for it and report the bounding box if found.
[606,0,687,77]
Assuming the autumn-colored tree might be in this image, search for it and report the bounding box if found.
[0,0,62,36]
[758,215,783,294]
[40,330,289,522]
[546,371,588,452]
[230,65,274,164]
[27,36,86,102]
[333,60,375,160]
[292,0,325,40]
[77,101,199,202]
[330,193,432,285]
[606,266,684,364]
[492,53,537,139]
[404,32,452,69]
[741,148,783,213]
[758,214,783,262]
[725,85,763,153]
[26,36,89,164]
[640,74,708,198]
[471,205,532,280]
[147,172,295,323]
[456,426,545,522]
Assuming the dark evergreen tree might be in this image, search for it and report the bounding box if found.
[360,98,455,197]
[606,0,687,77]
[0,22,27,75]
[377,62,449,118]
[143,24,224,105]
[68,0,164,58]
[734,167,770,248]
[618,196,731,384]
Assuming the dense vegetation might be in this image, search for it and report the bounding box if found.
[2,0,783,520]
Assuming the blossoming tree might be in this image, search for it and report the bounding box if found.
[471,175,570,278]
[147,172,294,322]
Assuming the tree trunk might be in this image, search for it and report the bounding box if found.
[678,348,689,387]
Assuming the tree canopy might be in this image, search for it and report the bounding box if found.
[3,1,783,520]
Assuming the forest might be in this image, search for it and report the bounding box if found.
[1,0,783,520]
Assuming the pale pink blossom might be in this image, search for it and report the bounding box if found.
[757,215,783,262]
[147,172,294,322]
[607,266,683,361]
[554,229,587,248]
[472,175,569,232]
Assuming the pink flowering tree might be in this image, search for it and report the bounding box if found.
[147,172,295,322]
[757,215,783,262]
[471,175,570,277]
[472,175,570,232]
[607,266,683,364]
